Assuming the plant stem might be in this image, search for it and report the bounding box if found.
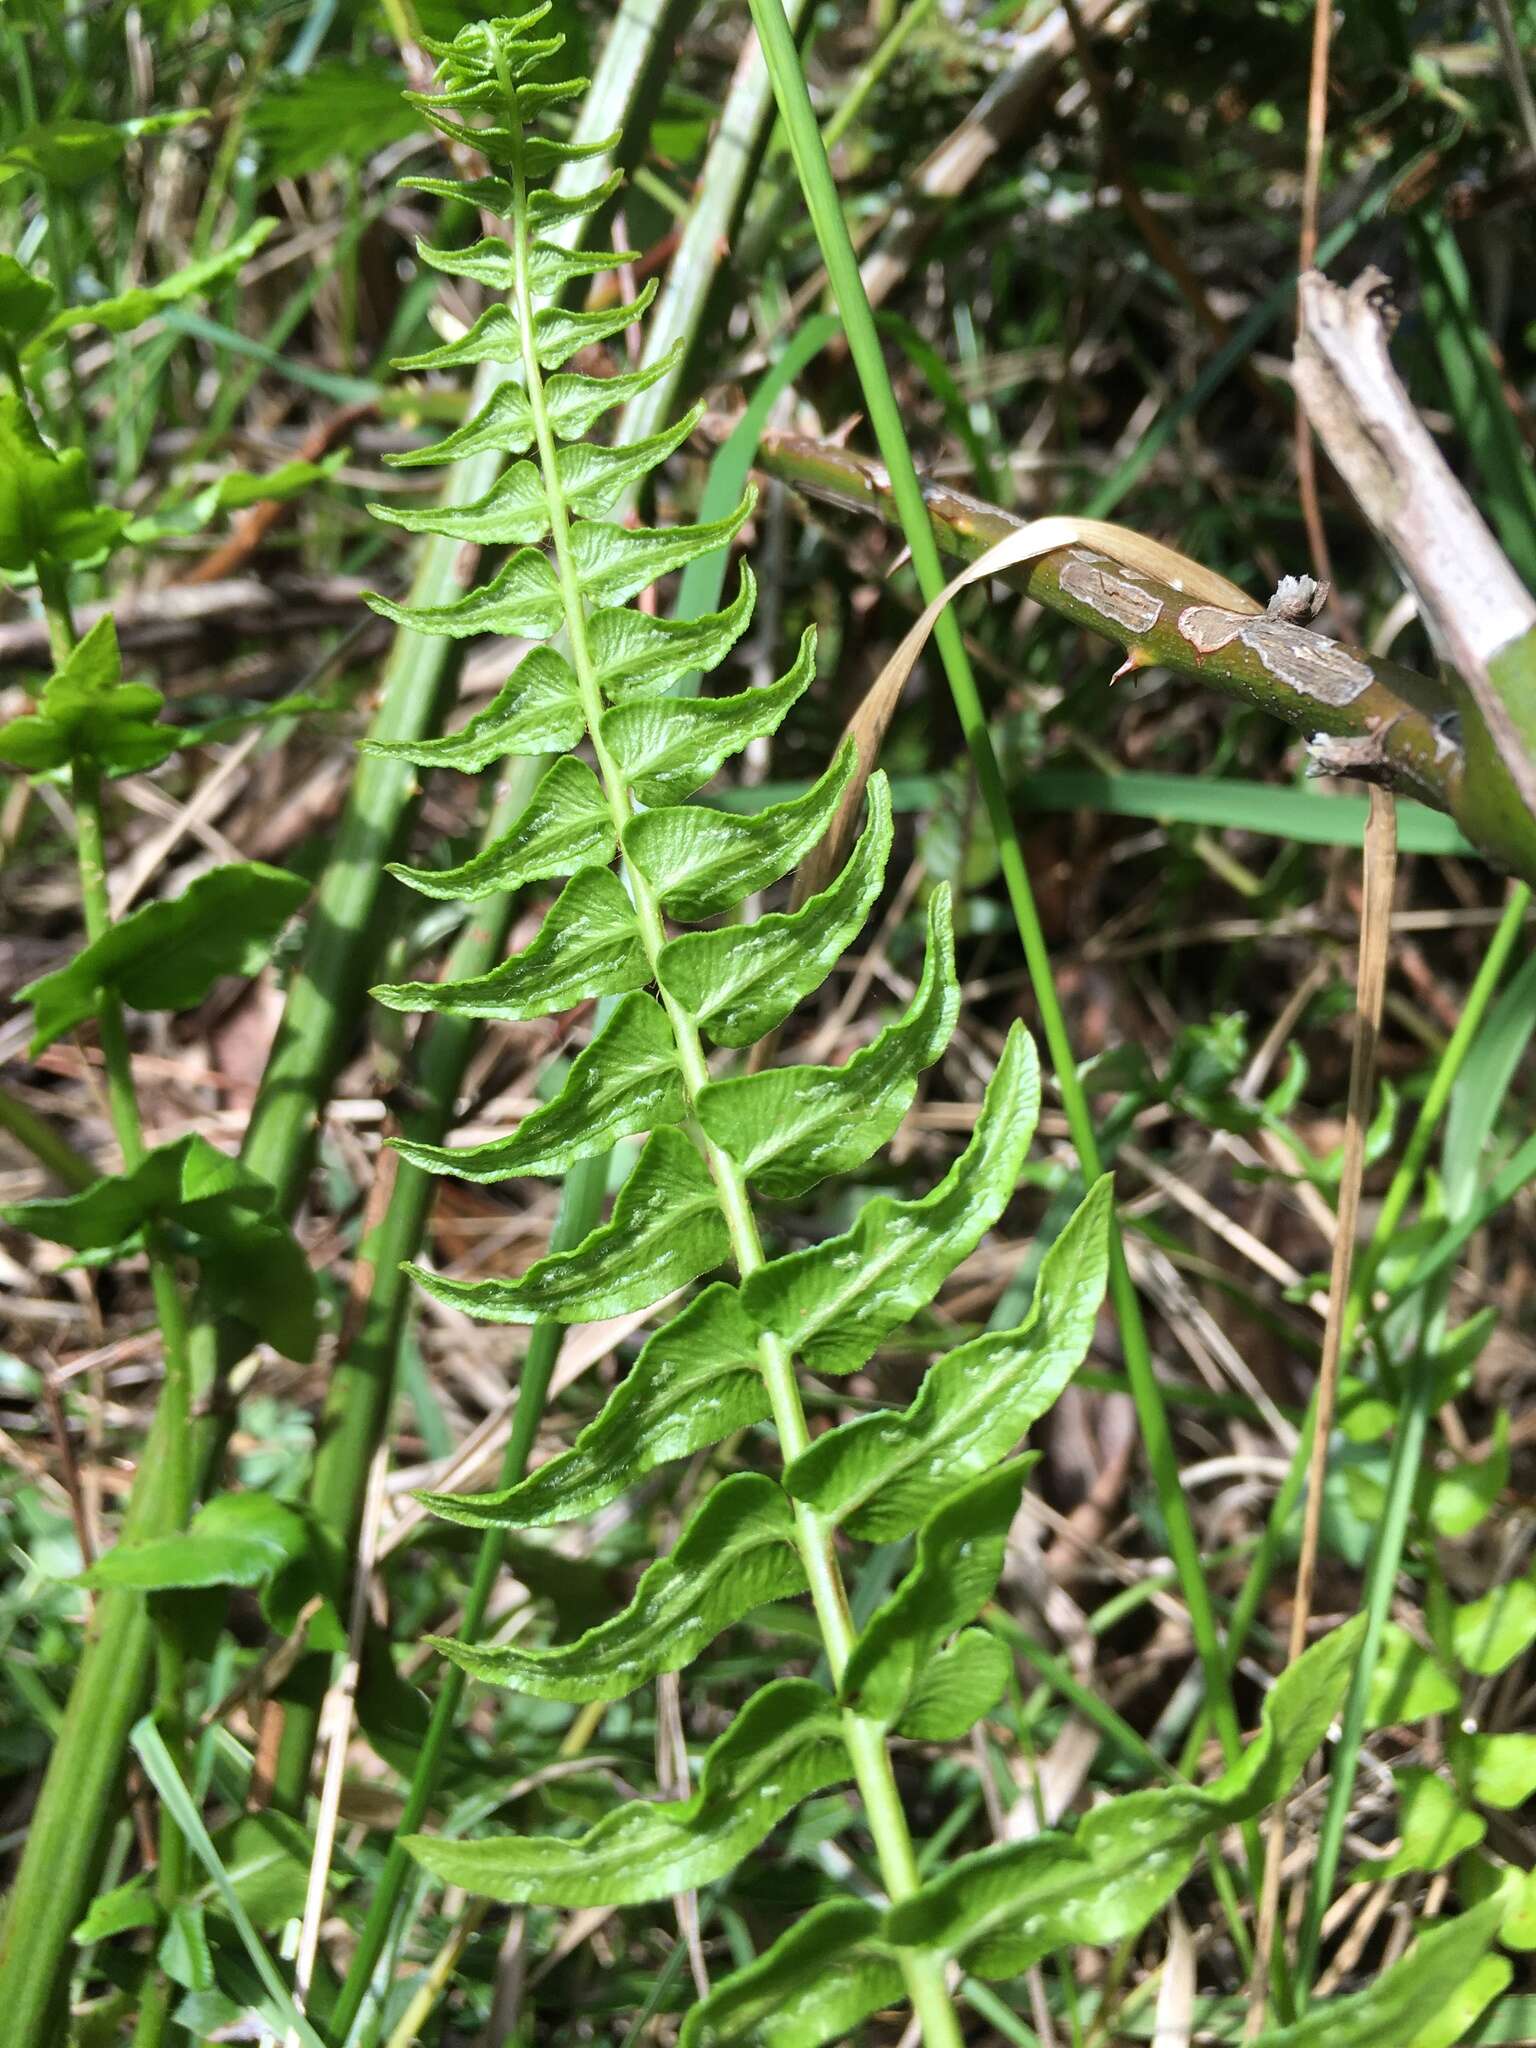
[499,100,964,2041]
[5,559,199,2045]
[745,0,1245,1775]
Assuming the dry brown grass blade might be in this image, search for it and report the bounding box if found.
[1246,783,1398,2034]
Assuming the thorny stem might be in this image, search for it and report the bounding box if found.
[499,79,965,2044]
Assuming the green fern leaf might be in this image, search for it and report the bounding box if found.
[657,774,893,1047]
[418,1282,769,1529]
[405,1126,729,1323]
[741,1022,1039,1374]
[369,460,549,545]
[591,565,758,702]
[365,544,563,639]
[403,1679,847,1905]
[695,886,957,1194]
[388,757,614,901]
[385,377,536,463]
[394,992,683,1182]
[360,647,583,769]
[429,1474,804,1699]
[886,1618,1365,1976]
[543,343,685,438]
[571,493,751,605]
[677,1901,902,2048]
[840,1460,1032,1727]
[560,408,702,515]
[371,864,648,1021]
[783,1174,1112,1533]
[898,1628,1013,1742]
[624,737,857,921]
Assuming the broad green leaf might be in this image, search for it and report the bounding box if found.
[898,1627,1012,1741]
[386,379,537,466]
[1405,1951,1512,2048]
[1453,1575,1536,1676]
[657,774,893,1048]
[372,865,648,1022]
[389,757,614,901]
[405,1126,729,1324]
[591,565,758,703]
[1352,1766,1484,1880]
[36,221,275,342]
[885,1618,1364,1976]
[1447,1729,1536,1809]
[0,255,53,342]
[1251,1897,1502,2046]
[365,543,563,639]
[22,862,309,1053]
[624,738,857,922]
[3,1132,318,1360]
[419,1283,768,1529]
[0,391,126,572]
[430,1474,805,1699]
[0,111,202,190]
[602,626,816,809]
[744,1022,1040,1376]
[0,615,176,777]
[678,1900,902,2048]
[841,1461,1031,1726]
[697,886,958,1196]
[396,993,683,1183]
[1426,1411,1508,1537]
[404,1679,847,1905]
[571,495,752,607]
[361,646,583,769]
[127,452,347,543]
[1365,1622,1460,1726]
[81,1493,311,1593]
[784,1175,1111,1534]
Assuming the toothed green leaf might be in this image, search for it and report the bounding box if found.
[365,544,563,639]
[389,757,613,901]
[361,646,583,769]
[403,1680,847,1905]
[898,1628,1013,1742]
[743,1023,1040,1375]
[537,282,660,370]
[603,628,813,807]
[394,992,683,1182]
[571,492,751,605]
[22,862,309,1054]
[784,1176,1112,1535]
[414,114,612,179]
[419,1283,767,1529]
[544,342,684,439]
[431,1474,804,1699]
[370,461,548,545]
[406,1126,729,1324]
[399,171,516,214]
[841,1460,1032,1726]
[696,886,957,1194]
[372,864,647,1021]
[624,737,856,921]
[560,407,701,516]
[678,1901,901,2048]
[392,304,526,375]
[415,234,627,297]
[386,375,536,462]
[593,562,759,704]
[887,1619,1365,1976]
[657,774,892,1048]
[527,169,623,224]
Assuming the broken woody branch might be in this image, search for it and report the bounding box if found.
[751,429,1536,889]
